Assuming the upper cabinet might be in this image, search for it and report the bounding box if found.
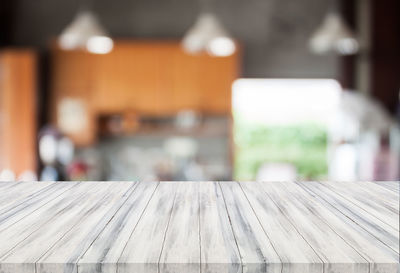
[92,42,165,114]
[199,52,240,114]
[50,40,240,145]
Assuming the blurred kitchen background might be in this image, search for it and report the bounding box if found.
[0,0,399,181]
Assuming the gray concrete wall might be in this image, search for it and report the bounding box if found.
[10,0,339,78]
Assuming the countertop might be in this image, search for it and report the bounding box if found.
[0,181,398,273]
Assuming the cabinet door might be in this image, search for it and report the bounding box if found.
[0,50,37,176]
[51,49,93,91]
[170,48,202,112]
[169,46,239,114]
[51,48,96,146]
[199,52,239,114]
[92,45,128,113]
[126,43,162,114]
[152,43,175,115]
[93,42,170,115]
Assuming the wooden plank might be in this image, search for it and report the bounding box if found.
[297,181,399,254]
[158,182,200,273]
[0,182,134,273]
[240,182,323,273]
[199,182,241,273]
[274,182,399,273]
[335,181,398,209]
[0,182,19,190]
[36,182,138,273]
[78,182,159,273]
[117,182,179,273]
[259,182,369,273]
[335,181,398,211]
[219,182,281,273]
[0,181,397,273]
[0,182,79,231]
[372,182,400,192]
[318,182,399,230]
[0,182,54,211]
[0,183,102,259]
[365,181,399,193]
[0,183,76,224]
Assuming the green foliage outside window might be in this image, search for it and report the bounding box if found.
[234,113,328,180]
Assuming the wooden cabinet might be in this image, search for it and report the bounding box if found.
[0,50,37,176]
[199,52,240,113]
[92,42,174,115]
[169,49,203,112]
[51,48,96,145]
[50,40,240,145]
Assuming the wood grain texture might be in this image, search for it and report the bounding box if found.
[199,182,241,273]
[220,182,282,273]
[78,181,159,273]
[0,182,132,273]
[36,182,137,273]
[159,182,200,273]
[0,181,397,273]
[240,182,323,273]
[259,182,369,273]
[277,182,398,273]
[317,181,399,230]
[0,182,80,236]
[372,181,400,193]
[297,182,399,254]
[0,182,55,211]
[117,182,179,273]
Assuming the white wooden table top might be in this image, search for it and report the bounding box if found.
[0,181,398,273]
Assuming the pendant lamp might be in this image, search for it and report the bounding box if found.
[59,9,113,54]
[182,12,236,57]
[309,13,359,56]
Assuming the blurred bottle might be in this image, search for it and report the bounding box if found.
[67,161,89,181]
[373,136,399,181]
[38,126,75,181]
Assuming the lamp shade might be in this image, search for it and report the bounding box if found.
[309,13,359,55]
[59,10,113,54]
[182,13,236,57]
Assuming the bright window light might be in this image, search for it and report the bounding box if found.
[232,78,343,181]
[232,79,342,126]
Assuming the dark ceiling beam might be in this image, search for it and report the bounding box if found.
[0,0,17,46]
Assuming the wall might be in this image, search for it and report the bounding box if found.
[8,0,339,78]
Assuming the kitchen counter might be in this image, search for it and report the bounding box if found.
[0,181,398,273]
